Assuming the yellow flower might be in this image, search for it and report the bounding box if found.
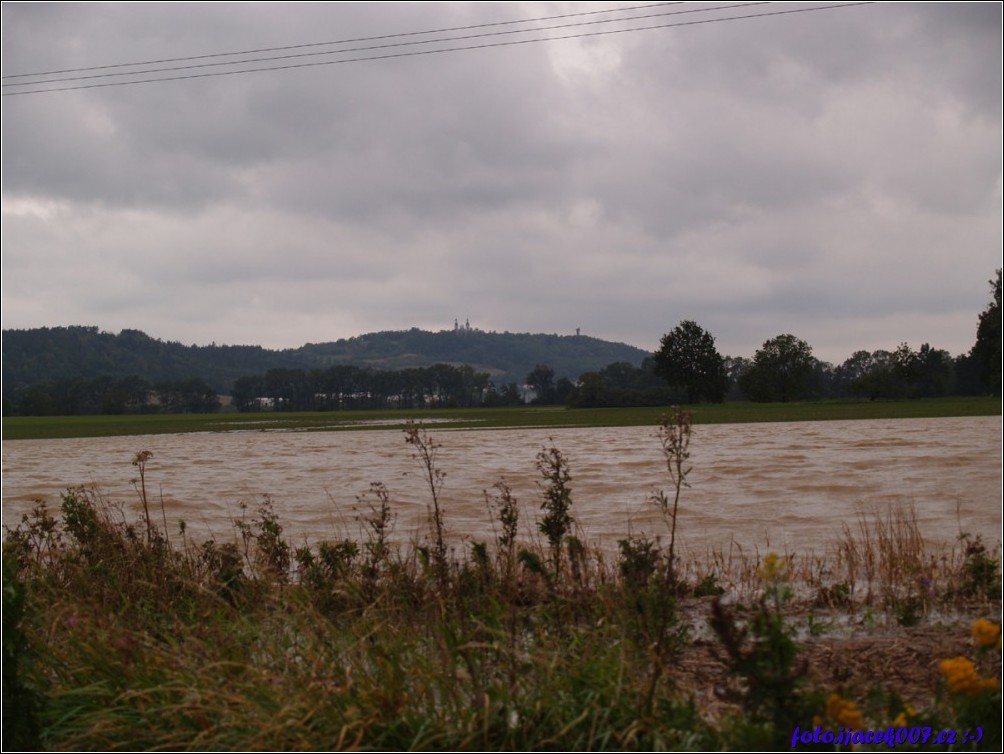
[972,618,1002,650]
[758,552,788,582]
[939,656,999,696]
[891,705,915,728]
[826,693,865,730]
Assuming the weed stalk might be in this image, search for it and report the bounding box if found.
[404,421,449,588]
[654,407,692,587]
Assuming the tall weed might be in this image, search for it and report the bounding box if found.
[536,442,574,580]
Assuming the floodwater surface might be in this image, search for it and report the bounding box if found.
[2,416,1000,556]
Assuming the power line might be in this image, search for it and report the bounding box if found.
[3,2,687,79]
[3,2,769,89]
[3,2,874,98]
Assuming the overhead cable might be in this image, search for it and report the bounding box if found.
[2,2,688,79]
[3,2,874,97]
[4,3,765,88]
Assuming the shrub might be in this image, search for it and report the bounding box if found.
[536,443,574,578]
[955,534,1002,602]
[2,550,42,751]
[712,553,819,749]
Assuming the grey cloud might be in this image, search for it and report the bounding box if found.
[2,2,999,364]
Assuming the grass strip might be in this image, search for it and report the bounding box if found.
[3,396,1000,440]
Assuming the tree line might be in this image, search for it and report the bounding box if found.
[3,375,221,417]
[230,363,513,412]
[565,338,985,409]
[566,270,998,407]
[4,272,997,416]
[1,363,514,416]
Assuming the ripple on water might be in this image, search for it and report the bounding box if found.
[2,416,1000,553]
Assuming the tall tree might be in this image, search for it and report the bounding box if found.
[526,364,556,404]
[914,343,956,397]
[652,320,728,403]
[740,334,815,402]
[971,269,1002,395]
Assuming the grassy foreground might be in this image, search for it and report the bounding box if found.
[3,414,1001,751]
[3,395,1000,440]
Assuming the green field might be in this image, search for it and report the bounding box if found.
[2,396,999,440]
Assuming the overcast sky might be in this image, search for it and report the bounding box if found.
[2,2,1000,363]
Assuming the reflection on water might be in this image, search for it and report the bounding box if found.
[2,416,1000,555]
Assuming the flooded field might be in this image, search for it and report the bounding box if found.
[2,415,1000,556]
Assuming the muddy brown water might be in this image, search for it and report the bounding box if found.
[2,416,1000,557]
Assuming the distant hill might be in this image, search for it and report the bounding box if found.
[2,325,651,392]
[1,327,301,394]
[296,327,651,386]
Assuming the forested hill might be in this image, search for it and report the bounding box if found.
[2,326,651,392]
[1,327,297,393]
[296,328,651,386]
